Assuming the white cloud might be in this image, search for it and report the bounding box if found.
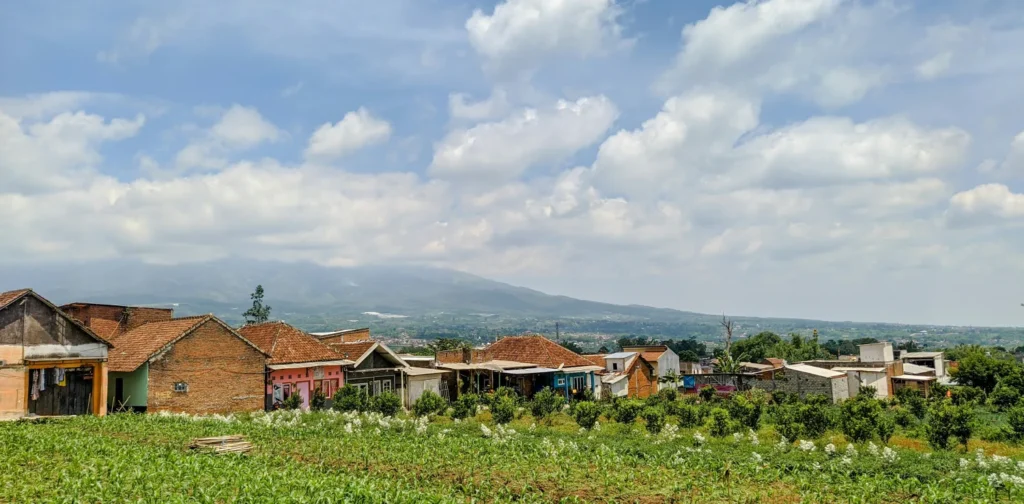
[948,184,1024,224]
[430,95,619,181]
[916,51,953,80]
[281,81,304,98]
[173,105,281,172]
[0,106,145,193]
[466,0,624,75]
[305,108,392,161]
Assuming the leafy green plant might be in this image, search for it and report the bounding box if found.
[773,404,803,441]
[698,385,716,402]
[950,386,986,406]
[370,392,402,417]
[572,401,601,430]
[675,402,702,428]
[412,391,447,418]
[641,407,665,434]
[332,385,368,413]
[706,407,734,437]
[281,391,302,410]
[840,396,883,443]
[614,400,644,425]
[310,388,327,411]
[491,396,516,425]
[926,400,974,450]
[1007,404,1024,441]
[530,387,564,422]
[989,383,1021,411]
[727,393,764,430]
[877,414,895,445]
[451,393,478,420]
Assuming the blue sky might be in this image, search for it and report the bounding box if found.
[1,0,1023,326]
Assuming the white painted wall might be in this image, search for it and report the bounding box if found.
[658,350,680,390]
[606,379,628,397]
[859,343,894,363]
[23,343,108,360]
[831,376,850,402]
[605,357,630,373]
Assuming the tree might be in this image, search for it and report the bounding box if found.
[560,340,584,354]
[242,285,272,324]
[730,331,782,362]
[678,350,700,363]
[715,316,745,373]
[427,338,471,353]
[950,346,1015,393]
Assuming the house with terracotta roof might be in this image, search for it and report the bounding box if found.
[237,321,353,410]
[0,289,114,419]
[436,335,602,399]
[622,345,681,390]
[584,351,658,399]
[105,314,268,414]
[311,328,443,406]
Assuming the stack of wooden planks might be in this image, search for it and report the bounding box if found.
[189,435,252,455]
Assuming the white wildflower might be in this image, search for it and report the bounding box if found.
[480,424,492,438]
[841,456,853,465]
[751,452,763,464]
[594,421,601,432]
[529,423,537,432]
[824,443,836,456]
[846,444,857,457]
[343,423,353,434]
[960,458,970,469]
[812,462,821,471]
[579,427,586,434]
[867,442,879,456]
[662,424,679,440]
[882,447,898,463]
[733,432,744,442]
[748,429,759,446]
[976,448,990,469]
[798,440,815,452]
[992,454,1011,466]
[1017,460,1024,472]
[693,432,706,446]
[776,437,789,452]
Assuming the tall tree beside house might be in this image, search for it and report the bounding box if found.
[561,340,584,354]
[243,285,272,325]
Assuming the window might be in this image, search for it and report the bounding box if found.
[173,382,188,393]
[382,380,393,393]
[612,362,618,371]
[557,378,565,386]
[354,383,368,394]
[571,375,586,392]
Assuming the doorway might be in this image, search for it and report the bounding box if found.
[28,367,94,416]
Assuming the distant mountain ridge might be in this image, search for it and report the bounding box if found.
[0,259,711,322]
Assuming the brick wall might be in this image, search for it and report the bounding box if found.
[147,320,265,414]
[60,303,173,334]
[629,361,658,398]
[749,370,849,402]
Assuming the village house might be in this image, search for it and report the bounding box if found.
[238,321,353,410]
[437,335,602,400]
[749,363,851,403]
[314,329,423,405]
[99,310,268,414]
[800,341,937,398]
[0,289,113,419]
[584,351,659,399]
[899,351,947,379]
[621,345,681,390]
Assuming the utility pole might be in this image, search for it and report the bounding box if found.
[555,322,560,342]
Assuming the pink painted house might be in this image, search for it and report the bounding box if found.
[238,321,353,410]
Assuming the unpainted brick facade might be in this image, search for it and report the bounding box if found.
[627,360,658,399]
[750,369,850,403]
[147,320,265,414]
[61,303,173,334]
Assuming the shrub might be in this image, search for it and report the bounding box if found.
[641,407,665,434]
[572,401,601,430]
[858,385,878,398]
[614,400,644,425]
[332,385,368,413]
[699,385,716,402]
[675,402,702,428]
[493,387,518,404]
[412,391,447,418]
[798,401,832,438]
[1007,404,1024,441]
[840,396,883,443]
[657,387,678,403]
[370,392,402,417]
[925,400,974,450]
[988,383,1021,411]
[281,391,302,410]
[771,390,798,405]
[727,393,763,430]
[530,387,564,421]
[892,406,916,428]
[451,393,479,420]
[950,386,986,406]
[877,415,896,445]
[895,388,927,419]
[310,388,327,411]
[773,404,803,441]
[706,407,734,437]
[492,396,516,425]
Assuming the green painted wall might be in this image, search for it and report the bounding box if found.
[108,363,148,410]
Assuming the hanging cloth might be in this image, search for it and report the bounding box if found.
[38,368,46,392]
[56,368,66,387]
[30,369,40,401]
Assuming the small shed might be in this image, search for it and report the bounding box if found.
[402,367,451,404]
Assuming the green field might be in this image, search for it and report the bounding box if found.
[3,407,1024,503]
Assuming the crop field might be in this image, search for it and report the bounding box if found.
[3,408,1024,504]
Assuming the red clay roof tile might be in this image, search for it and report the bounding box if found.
[107,315,212,372]
[484,335,595,369]
[238,321,343,365]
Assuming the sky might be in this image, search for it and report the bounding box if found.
[1,0,1023,327]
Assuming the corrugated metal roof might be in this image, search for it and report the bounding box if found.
[833,367,885,373]
[401,367,450,376]
[893,374,936,382]
[785,363,846,379]
[502,367,557,375]
[902,363,935,375]
[902,352,943,358]
[605,352,637,359]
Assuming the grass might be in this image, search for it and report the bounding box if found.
[2,409,1024,503]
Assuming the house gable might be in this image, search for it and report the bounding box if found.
[0,290,109,362]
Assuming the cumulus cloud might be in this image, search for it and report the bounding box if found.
[173,105,281,172]
[430,96,619,181]
[0,105,145,193]
[448,90,510,121]
[947,184,1024,225]
[304,108,392,161]
[466,0,624,75]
